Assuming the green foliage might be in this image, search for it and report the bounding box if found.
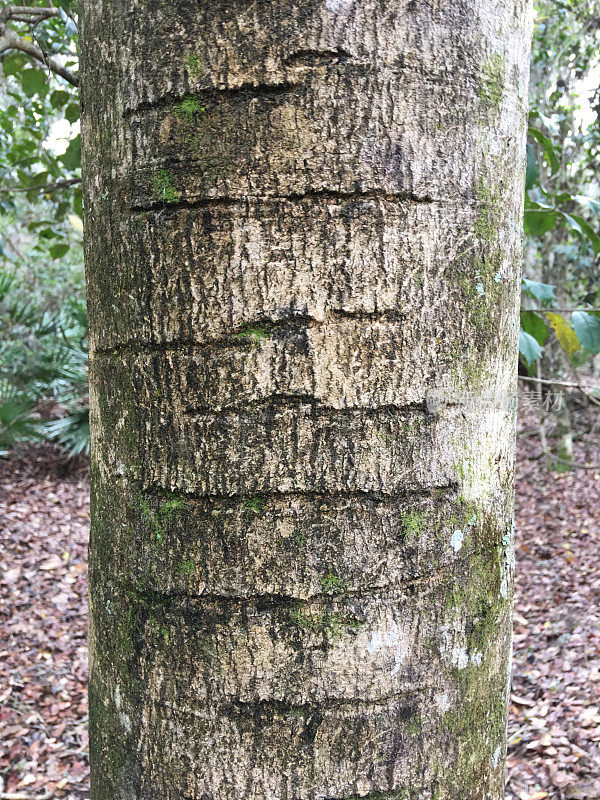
[0,3,85,459]
[522,278,556,306]
[526,143,540,192]
[0,260,87,458]
[44,407,89,457]
[519,330,543,370]
[520,310,549,348]
[521,1,600,371]
[0,9,80,252]
[0,386,43,456]
[572,310,600,353]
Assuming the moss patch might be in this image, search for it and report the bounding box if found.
[152,168,180,203]
[186,51,204,79]
[173,95,205,120]
[402,510,428,543]
[477,54,505,112]
[138,493,186,545]
[234,325,271,347]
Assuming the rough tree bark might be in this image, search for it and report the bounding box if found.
[81,1,532,798]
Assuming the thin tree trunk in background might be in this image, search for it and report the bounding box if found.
[81,1,532,798]
[541,242,574,472]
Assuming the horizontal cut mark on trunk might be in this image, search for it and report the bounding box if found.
[117,565,453,609]
[123,59,500,117]
[182,396,429,416]
[125,81,301,118]
[90,310,409,357]
[283,48,353,67]
[126,485,460,505]
[222,689,430,714]
[129,187,437,213]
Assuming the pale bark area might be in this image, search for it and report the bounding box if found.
[81,1,532,798]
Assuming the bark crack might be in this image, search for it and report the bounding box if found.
[124,82,301,118]
[223,690,429,715]
[283,48,353,68]
[128,485,460,505]
[90,308,409,359]
[129,187,437,213]
[120,565,453,610]
[182,396,429,417]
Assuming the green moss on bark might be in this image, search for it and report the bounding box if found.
[477,54,506,112]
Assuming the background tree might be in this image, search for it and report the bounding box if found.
[0,0,86,456]
[520,0,600,470]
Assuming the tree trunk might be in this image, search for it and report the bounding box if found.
[81,2,532,799]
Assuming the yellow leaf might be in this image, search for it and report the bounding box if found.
[23,35,32,42]
[546,312,581,357]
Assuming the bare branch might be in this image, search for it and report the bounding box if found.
[519,374,600,407]
[519,375,596,389]
[0,177,81,194]
[0,26,78,86]
[536,307,600,312]
[1,5,59,22]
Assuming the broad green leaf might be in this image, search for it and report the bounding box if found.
[20,69,48,98]
[519,329,542,368]
[0,116,15,135]
[522,278,557,305]
[1,54,27,77]
[60,134,81,171]
[526,143,539,191]
[73,188,83,217]
[572,311,600,353]
[49,243,70,260]
[29,172,49,188]
[65,103,80,124]
[560,212,600,255]
[520,310,549,346]
[50,90,70,108]
[528,126,560,174]
[524,208,557,236]
[546,312,581,357]
[574,195,600,215]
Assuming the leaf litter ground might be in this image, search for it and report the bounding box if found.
[0,409,599,800]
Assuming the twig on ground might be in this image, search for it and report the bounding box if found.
[1,793,55,800]
[519,374,600,407]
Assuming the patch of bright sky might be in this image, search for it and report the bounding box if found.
[47,117,79,157]
[575,62,600,132]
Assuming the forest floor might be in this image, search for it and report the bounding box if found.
[0,402,599,800]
